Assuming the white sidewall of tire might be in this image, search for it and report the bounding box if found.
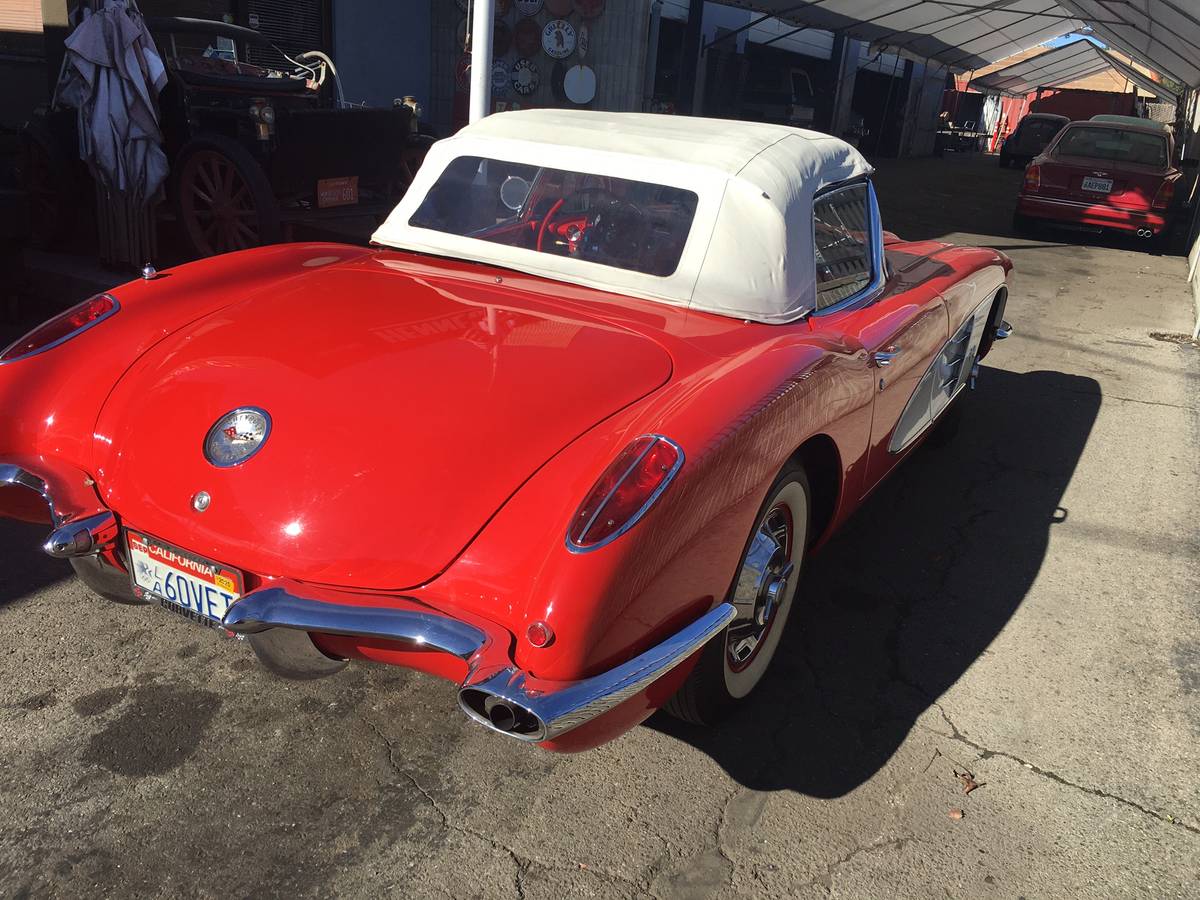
[723,479,808,699]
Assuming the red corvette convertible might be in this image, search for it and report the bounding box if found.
[0,111,1012,751]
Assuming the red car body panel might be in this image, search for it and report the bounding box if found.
[0,232,1011,750]
[1016,122,1179,235]
[91,254,673,589]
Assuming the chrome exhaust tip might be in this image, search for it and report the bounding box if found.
[459,687,546,740]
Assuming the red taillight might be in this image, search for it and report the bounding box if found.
[1023,165,1041,193]
[567,435,683,550]
[1152,178,1176,210]
[0,294,117,363]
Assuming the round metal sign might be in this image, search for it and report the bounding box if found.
[564,63,596,104]
[457,19,512,55]
[515,0,543,15]
[542,19,576,59]
[492,61,510,96]
[511,58,539,96]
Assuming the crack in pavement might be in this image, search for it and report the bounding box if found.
[357,712,652,897]
[928,704,1200,837]
[800,835,921,894]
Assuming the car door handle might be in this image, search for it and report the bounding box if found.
[873,347,902,367]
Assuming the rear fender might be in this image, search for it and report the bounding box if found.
[428,330,871,684]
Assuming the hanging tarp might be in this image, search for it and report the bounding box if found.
[56,0,168,201]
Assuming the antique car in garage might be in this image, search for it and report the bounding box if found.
[1013,118,1181,243]
[0,111,1012,751]
[21,16,434,258]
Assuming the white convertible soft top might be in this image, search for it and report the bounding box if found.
[372,110,873,324]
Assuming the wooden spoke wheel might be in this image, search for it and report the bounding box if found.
[175,136,279,258]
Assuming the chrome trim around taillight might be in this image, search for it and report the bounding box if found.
[458,602,736,742]
[565,434,685,554]
[0,294,120,365]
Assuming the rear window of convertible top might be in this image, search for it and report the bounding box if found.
[408,156,699,277]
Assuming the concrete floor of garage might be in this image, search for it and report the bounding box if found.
[1,153,1197,899]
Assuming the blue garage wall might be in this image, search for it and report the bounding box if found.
[332,0,431,110]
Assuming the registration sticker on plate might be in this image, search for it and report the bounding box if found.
[126,530,244,629]
[1081,176,1113,193]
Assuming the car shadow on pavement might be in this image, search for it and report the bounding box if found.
[649,367,1101,798]
[0,519,71,607]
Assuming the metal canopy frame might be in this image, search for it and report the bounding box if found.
[709,0,1200,87]
[969,37,1177,101]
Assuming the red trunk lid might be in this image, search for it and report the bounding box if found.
[93,257,672,590]
[1038,156,1167,211]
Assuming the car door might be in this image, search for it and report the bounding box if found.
[807,181,948,495]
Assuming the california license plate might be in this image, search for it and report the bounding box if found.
[317,175,359,208]
[126,530,244,628]
[1081,176,1113,193]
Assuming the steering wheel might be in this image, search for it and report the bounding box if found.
[537,187,646,259]
[536,199,565,253]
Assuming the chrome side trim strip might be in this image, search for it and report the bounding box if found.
[222,588,489,660]
[458,602,737,742]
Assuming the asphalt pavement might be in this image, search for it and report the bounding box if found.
[1,153,1197,898]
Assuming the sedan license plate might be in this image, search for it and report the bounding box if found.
[1081,176,1113,193]
[127,530,244,629]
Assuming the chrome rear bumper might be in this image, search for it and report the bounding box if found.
[4,459,734,745]
[222,588,734,743]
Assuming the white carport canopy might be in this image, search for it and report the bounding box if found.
[1061,0,1200,88]
[714,1,1200,87]
[969,39,1179,102]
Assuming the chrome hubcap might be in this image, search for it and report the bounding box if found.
[727,504,793,671]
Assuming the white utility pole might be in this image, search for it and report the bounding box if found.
[469,0,495,123]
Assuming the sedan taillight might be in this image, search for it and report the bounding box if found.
[1023,165,1041,193]
[567,435,684,551]
[1152,178,1176,210]
[0,294,118,363]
